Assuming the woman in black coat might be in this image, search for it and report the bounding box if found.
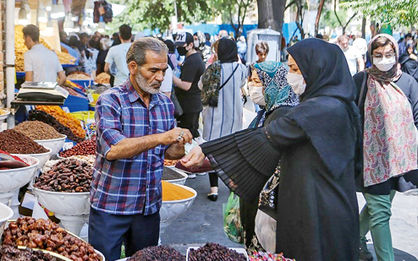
[181,39,361,261]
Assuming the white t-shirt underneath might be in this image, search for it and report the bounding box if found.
[24,44,63,82]
[343,46,361,76]
[160,66,173,93]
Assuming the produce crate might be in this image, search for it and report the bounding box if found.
[70,79,94,89]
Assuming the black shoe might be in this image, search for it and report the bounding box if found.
[207,193,218,201]
[359,239,373,261]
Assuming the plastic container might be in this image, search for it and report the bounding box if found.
[35,136,67,156]
[12,147,52,170]
[0,155,39,194]
[0,202,13,239]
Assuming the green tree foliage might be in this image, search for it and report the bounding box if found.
[110,0,213,32]
[341,0,418,27]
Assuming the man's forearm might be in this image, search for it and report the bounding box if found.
[106,133,165,161]
[173,76,192,91]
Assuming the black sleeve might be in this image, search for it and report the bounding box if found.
[181,57,199,83]
[397,73,418,127]
[201,128,280,201]
[353,71,365,104]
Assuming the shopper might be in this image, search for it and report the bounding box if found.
[23,24,66,85]
[173,32,205,138]
[105,24,132,86]
[240,59,299,248]
[199,38,247,201]
[337,35,365,76]
[89,38,192,261]
[353,34,418,261]
[182,38,361,261]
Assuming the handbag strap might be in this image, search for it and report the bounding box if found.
[219,64,240,91]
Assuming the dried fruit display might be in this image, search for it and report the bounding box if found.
[2,217,101,261]
[34,158,93,192]
[188,243,247,261]
[128,246,185,261]
[36,106,85,139]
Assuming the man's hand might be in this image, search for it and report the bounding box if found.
[181,146,206,168]
[162,127,193,145]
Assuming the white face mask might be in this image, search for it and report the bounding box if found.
[194,40,200,48]
[373,56,396,72]
[287,72,306,95]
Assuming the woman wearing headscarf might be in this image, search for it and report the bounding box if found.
[182,39,361,260]
[199,38,247,201]
[353,34,418,261]
[240,60,299,248]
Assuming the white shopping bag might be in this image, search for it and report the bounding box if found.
[242,107,257,129]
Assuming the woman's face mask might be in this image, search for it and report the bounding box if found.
[287,72,306,95]
[194,40,200,48]
[373,56,396,72]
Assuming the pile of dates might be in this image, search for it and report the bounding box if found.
[129,246,185,261]
[0,245,58,261]
[34,158,92,192]
[188,243,246,261]
[1,217,100,261]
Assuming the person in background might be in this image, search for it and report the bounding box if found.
[23,24,66,85]
[248,42,269,107]
[96,36,111,75]
[89,38,192,261]
[199,38,248,201]
[398,33,412,56]
[173,32,205,138]
[105,24,132,86]
[204,32,211,47]
[337,35,365,76]
[237,36,247,64]
[406,43,417,61]
[111,32,121,46]
[194,31,211,64]
[353,34,418,261]
[84,39,99,75]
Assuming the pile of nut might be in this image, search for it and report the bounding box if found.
[14,121,65,140]
[59,139,96,158]
[0,245,58,261]
[128,246,185,261]
[188,243,247,261]
[34,158,93,192]
[2,217,100,261]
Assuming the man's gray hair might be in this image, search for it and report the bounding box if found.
[126,37,168,66]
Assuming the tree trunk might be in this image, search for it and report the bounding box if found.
[361,16,366,38]
[257,0,286,33]
[314,0,325,36]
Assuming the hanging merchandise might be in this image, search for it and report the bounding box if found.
[93,1,113,23]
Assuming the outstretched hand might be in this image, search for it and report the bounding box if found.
[181,146,206,168]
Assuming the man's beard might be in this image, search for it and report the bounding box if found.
[135,72,160,94]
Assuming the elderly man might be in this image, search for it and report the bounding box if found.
[337,35,365,76]
[89,37,192,261]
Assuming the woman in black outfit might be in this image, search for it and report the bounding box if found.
[182,39,361,261]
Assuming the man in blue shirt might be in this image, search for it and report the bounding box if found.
[89,37,192,261]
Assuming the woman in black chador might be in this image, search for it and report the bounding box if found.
[181,39,361,261]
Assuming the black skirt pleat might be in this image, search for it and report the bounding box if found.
[201,128,281,201]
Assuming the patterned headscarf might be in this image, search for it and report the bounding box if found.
[366,33,402,82]
[254,61,299,112]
